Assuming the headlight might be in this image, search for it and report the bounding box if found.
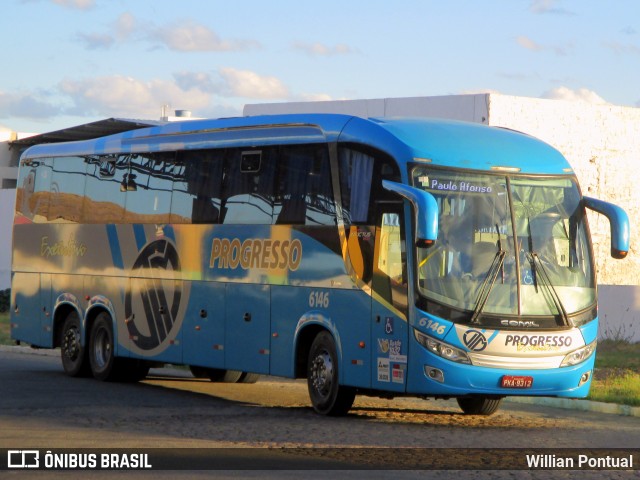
[414,329,471,364]
[560,340,597,367]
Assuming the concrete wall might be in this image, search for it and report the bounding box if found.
[245,94,640,341]
[0,189,15,290]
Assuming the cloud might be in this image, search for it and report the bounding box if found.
[55,67,289,120]
[516,35,572,55]
[76,12,138,50]
[603,41,640,55]
[59,75,212,118]
[292,42,355,57]
[149,20,260,52]
[21,0,94,10]
[114,12,137,41]
[77,14,259,53]
[541,86,610,104]
[516,36,544,52]
[0,91,61,120]
[2,67,310,123]
[529,0,574,15]
[174,71,217,94]
[76,32,115,50]
[218,68,289,99]
[23,0,95,9]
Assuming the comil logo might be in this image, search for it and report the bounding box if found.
[8,450,39,468]
[463,329,488,352]
[125,239,182,351]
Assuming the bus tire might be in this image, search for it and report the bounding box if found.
[237,372,260,384]
[193,367,244,383]
[456,396,503,415]
[307,331,355,416]
[60,311,91,377]
[89,313,120,382]
[211,369,243,383]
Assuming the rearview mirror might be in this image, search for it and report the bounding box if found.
[583,196,630,259]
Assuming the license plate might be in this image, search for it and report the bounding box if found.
[501,375,533,388]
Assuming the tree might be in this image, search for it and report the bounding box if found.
[0,289,10,313]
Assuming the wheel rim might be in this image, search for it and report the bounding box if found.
[310,350,334,399]
[62,327,80,361]
[93,327,111,369]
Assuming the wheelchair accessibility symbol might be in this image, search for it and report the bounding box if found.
[385,317,394,335]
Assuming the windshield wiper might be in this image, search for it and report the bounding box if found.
[526,252,571,327]
[526,220,571,327]
[470,224,506,325]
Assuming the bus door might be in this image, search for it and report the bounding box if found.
[371,205,409,391]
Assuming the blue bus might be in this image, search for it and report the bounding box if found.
[11,114,629,415]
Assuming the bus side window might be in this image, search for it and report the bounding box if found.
[49,156,87,223]
[171,150,224,224]
[17,158,53,223]
[124,152,175,224]
[84,154,128,223]
[275,144,335,226]
[339,148,374,225]
[221,148,276,224]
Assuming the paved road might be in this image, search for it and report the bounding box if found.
[0,346,638,479]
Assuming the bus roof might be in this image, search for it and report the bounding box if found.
[22,114,571,175]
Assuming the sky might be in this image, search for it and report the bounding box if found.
[1,0,639,133]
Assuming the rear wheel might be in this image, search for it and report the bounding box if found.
[60,311,91,377]
[237,372,260,384]
[89,313,149,382]
[89,313,118,381]
[206,369,243,383]
[307,331,355,416]
[457,396,503,415]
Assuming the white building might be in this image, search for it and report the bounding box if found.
[245,94,640,341]
[0,126,36,290]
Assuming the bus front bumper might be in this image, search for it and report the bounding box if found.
[406,349,596,399]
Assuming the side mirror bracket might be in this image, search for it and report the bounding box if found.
[382,180,438,246]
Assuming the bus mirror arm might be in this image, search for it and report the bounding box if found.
[583,196,630,259]
[382,180,439,247]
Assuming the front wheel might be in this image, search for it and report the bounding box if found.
[457,396,503,415]
[307,331,355,416]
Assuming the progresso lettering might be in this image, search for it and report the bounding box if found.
[209,238,302,271]
[504,334,573,349]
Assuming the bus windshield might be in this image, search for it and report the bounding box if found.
[412,167,595,322]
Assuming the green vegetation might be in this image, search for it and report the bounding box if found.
[0,289,11,345]
[0,289,9,314]
[0,311,10,346]
[589,340,640,407]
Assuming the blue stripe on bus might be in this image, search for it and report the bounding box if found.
[163,226,175,242]
[133,225,147,250]
[106,224,124,269]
